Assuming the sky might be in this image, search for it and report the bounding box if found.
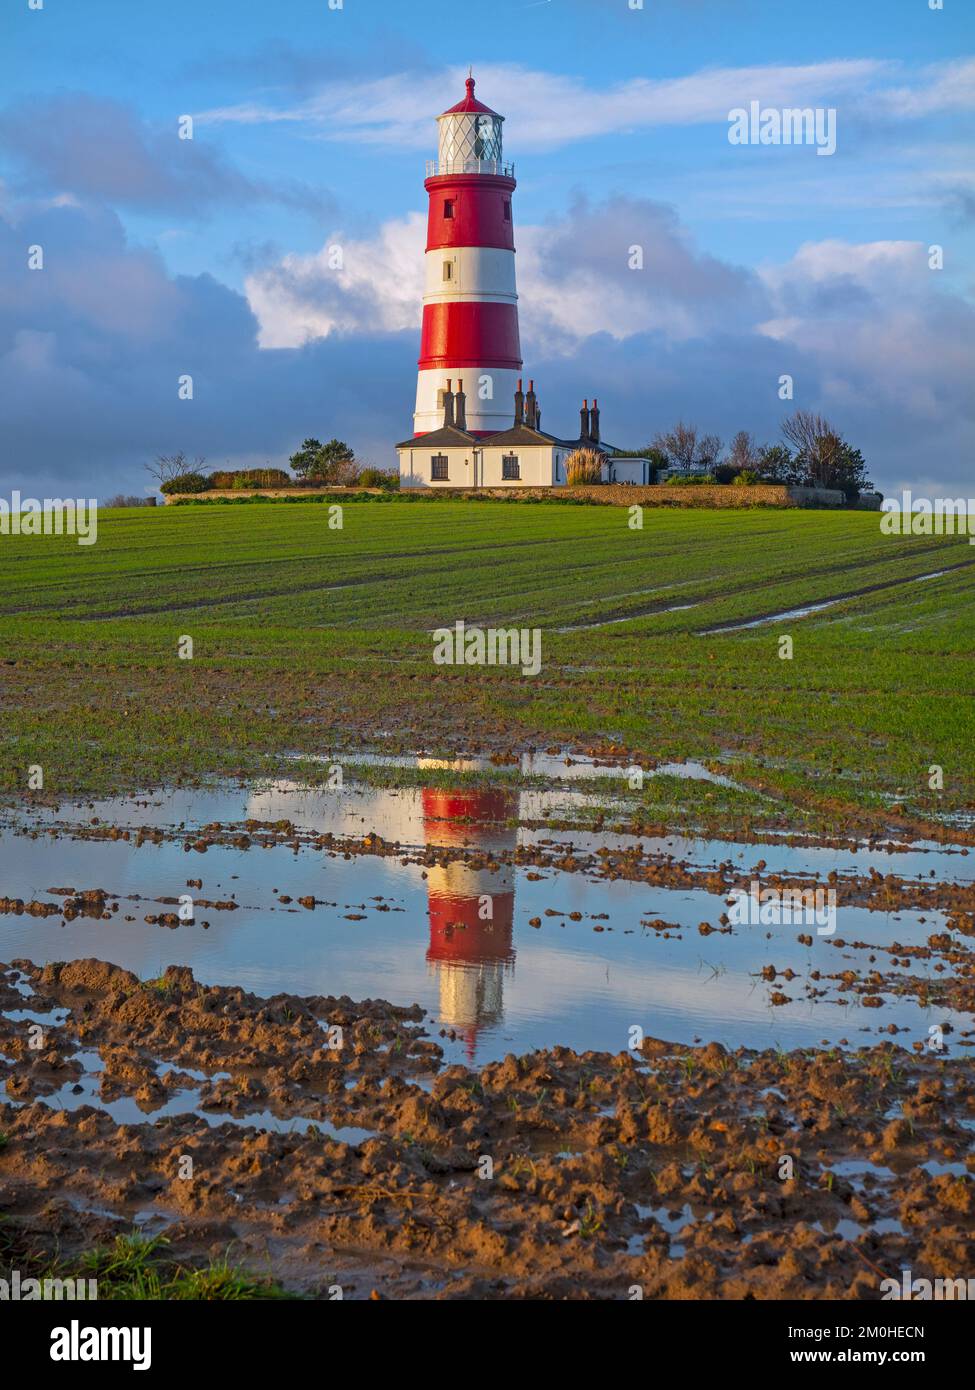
[1,0,973,499]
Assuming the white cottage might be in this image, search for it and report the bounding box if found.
[397,379,648,489]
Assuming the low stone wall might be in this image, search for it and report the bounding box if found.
[414,484,851,508]
[165,483,871,509]
[163,487,385,503]
[558,484,848,508]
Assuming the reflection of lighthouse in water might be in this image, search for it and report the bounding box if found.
[422,786,518,1061]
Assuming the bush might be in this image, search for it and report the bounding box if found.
[207,468,293,490]
[712,464,738,485]
[732,470,761,485]
[160,472,209,495]
[356,467,399,490]
[565,449,605,485]
[665,473,716,486]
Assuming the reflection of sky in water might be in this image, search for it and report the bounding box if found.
[1,782,970,1065]
[8,774,971,884]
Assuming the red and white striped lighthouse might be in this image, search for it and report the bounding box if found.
[413,75,522,436]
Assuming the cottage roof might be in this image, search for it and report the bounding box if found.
[394,424,478,450]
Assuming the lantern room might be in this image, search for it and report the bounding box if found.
[433,76,508,176]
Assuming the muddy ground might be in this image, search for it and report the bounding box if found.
[2,956,973,1299]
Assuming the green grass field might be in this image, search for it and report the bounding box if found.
[1,500,973,832]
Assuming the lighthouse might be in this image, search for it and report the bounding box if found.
[397,78,651,486]
[413,75,522,436]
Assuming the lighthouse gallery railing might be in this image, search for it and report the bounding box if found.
[425,158,515,178]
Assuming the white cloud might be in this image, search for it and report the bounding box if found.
[245,212,425,348]
[245,196,763,350]
[868,58,975,119]
[196,56,972,152]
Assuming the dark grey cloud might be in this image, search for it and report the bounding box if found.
[0,93,334,219]
[0,200,410,498]
[520,193,770,342]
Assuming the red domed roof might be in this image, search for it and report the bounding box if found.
[441,76,502,119]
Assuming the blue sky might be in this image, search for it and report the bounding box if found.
[2,0,973,495]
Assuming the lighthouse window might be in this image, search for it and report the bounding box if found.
[443,199,454,219]
[503,201,511,221]
[502,454,520,480]
[431,454,449,480]
[442,260,453,282]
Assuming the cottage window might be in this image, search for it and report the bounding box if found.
[502,453,520,480]
[431,455,449,481]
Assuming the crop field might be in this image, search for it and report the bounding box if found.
[1,500,973,832]
[4,501,975,1302]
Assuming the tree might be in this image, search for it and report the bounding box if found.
[757,443,801,484]
[831,443,872,500]
[652,423,723,473]
[652,421,698,471]
[145,451,206,489]
[780,411,872,496]
[697,433,723,470]
[289,438,323,479]
[289,437,357,484]
[780,411,843,488]
[728,431,760,474]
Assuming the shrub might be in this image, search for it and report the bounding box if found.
[160,472,209,495]
[207,468,293,490]
[665,473,716,486]
[733,470,761,485]
[356,467,399,490]
[565,449,605,485]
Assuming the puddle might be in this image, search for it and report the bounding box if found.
[4,1042,373,1143]
[632,1201,712,1258]
[1,781,972,1065]
[4,1007,69,1027]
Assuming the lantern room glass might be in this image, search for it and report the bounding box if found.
[437,112,504,173]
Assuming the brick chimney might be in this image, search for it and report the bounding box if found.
[454,378,467,431]
[525,379,538,429]
[513,377,524,426]
[580,399,590,439]
[589,397,600,443]
[442,379,454,427]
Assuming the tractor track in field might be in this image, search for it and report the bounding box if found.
[694,556,975,635]
[458,546,975,634]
